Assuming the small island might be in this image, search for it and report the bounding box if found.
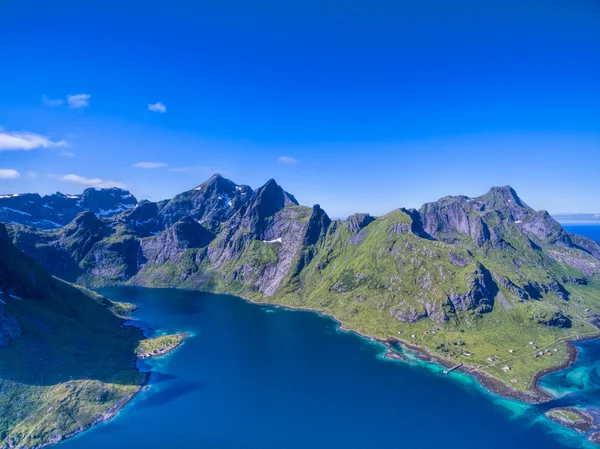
[544,407,596,434]
[136,333,189,359]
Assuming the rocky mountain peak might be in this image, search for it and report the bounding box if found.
[193,173,240,196]
[67,211,105,230]
[79,187,137,215]
[254,179,298,208]
[478,185,532,215]
[345,213,375,233]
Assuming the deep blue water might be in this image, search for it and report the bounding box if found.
[563,224,600,244]
[58,225,600,449]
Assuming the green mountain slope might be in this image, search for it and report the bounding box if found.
[0,224,145,448]
[6,177,600,399]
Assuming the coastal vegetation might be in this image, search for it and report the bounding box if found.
[136,333,188,359]
[6,178,600,400]
[2,176,600,446]
[0,224,183,448]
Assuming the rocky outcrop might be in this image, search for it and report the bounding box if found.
[140,218,214,266]
[536,311,572,328]
[493,274,529,299]
[345,213,375,233]
[523,280,570,301]
[447,265,496,313]
[448,251,472,267]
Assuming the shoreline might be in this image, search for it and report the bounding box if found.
[237,293,598,405]
[37,321,188,449]
[117,283,600,404]
[105,284,599,438]
[137,332,190,359]
[544,407,597,433]
[35,372,151,449]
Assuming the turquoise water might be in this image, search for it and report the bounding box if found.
[57,225,600,448]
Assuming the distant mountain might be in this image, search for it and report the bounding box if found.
[553,213,600,225]
[0,187,137,229]
[3,175,600,400]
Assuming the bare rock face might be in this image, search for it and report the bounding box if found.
[4,178,599,331]
[569,233,600,260]
[156,174,253,232]
[493,274,529,299]
[420,195,476,243]
[345,213,375,234]
[391,305,428,323]
[448,251,472,267]
[200,178,321,297]
[447,265,496,313]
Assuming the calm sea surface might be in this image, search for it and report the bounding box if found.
[59,225,600,449]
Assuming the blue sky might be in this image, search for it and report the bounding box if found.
[0,0,598,217]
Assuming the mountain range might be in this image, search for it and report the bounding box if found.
[3,174,600,401]
[0,188,137,229]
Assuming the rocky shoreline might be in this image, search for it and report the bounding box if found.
[246,296,591,405]
[544,407,597,433]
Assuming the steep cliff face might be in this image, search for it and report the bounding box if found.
[155,174,253,232]
[2,179,599,407]
[205,179,311,296]
[5,178,600,332]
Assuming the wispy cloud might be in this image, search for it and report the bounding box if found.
[67,93,91,108]
[277,155,299,165]
[0,130,68,151]
[0,169,20,179]
[27,171,38,178]
[54,173,126,189]
[42,95,63,107]
[60,151,76,158]
[133,161,167,169]
[148,102,167,113]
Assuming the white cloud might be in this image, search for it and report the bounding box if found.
[27,171,38,178]
[67,93,91,108]
[0,130,68,151]
[0,169,20,179]
[42,95,63,107]
[148,102,167,113]
[277,156,299,165]
[57,173,126,189]
[133,161,167,169]
[60,151,76,158]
